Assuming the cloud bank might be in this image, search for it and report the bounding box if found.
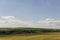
[0,16,34,28]
[0,16,60,29]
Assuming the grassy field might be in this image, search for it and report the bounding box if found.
[0,32,60,40]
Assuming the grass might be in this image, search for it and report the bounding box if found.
[0,32,60,40]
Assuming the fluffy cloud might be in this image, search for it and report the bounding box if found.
[37,18,60,29]
[1,16,15,19]
[0,16,34,28]
[0,16,60,29]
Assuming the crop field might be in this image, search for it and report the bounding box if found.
[0,32,60,40]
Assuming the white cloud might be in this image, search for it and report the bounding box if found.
[0,16,34,28]
[1,16,15,19]
[37,18,60,29]
[0,16,60,29]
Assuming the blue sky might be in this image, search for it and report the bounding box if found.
[0,0,60,28]
[0,0,60,21]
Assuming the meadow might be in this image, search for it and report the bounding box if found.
[0,28,59,40]
[0,32,60,40]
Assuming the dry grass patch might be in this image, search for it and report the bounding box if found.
[0,32,60,40]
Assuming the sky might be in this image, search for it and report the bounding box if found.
[0,0,60,28]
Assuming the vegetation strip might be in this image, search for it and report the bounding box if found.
[0,28,59,35]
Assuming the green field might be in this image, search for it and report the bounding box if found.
[0,32,60,40]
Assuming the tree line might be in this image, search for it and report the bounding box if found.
[0,28,60,35]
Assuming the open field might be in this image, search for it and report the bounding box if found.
[0,32,60,40]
